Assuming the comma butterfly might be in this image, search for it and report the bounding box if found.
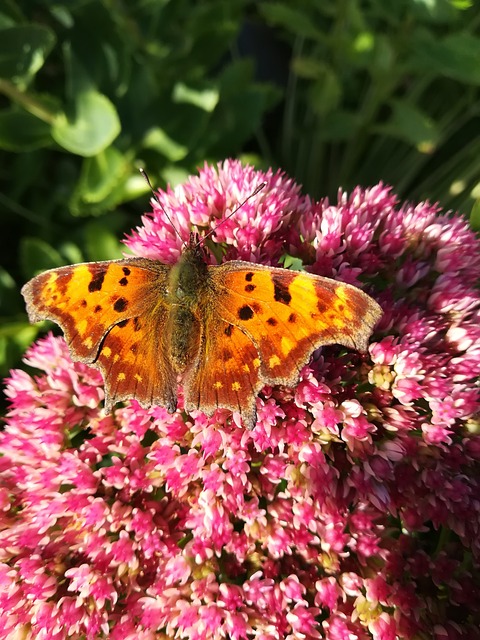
[21,180,382,429]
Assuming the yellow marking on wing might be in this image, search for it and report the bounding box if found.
[77,319,88,335]
[253,358,261,369]
[46,273,58,288]
[84,336,93,349]
[242,364,250,373]
[225,359,236,371]
[289,274,316,303]
[103,346,112,358]
[134,373,143,382]
[113,354,120,363]
[231,382,241,391]
[334,285,353,320]
[269,355,281,368]
[214,381,223,389]
[313,316,329,330]
[74,264,92,288]
[117,372,126,381]
[280,336,294,356]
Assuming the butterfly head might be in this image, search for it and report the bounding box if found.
[186,231,210,262]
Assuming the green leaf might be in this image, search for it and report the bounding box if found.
[291,56,326,80]
[173,82,219,112]
[0,323,39,378]
[75,147,128,204]
[84,221,125,261]
[0,108,51,151]
[52,89,121,156]
[143,127,189,161]
[58,242,84,265]
[378,100,439,151]
[259,3,322,40]
[318,111,361,141]
[160,165,191,188]
[450,0,473,8]
[20,237,65,279]
[0,266,17,314]
[0,24,56,83]
[120,171,151,201]
[469,199,480,231]
[50,46,120,156]
[280,254,305,270]
[411,32,480,85]
[307,69,341,117]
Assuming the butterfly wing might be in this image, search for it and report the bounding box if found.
[21,259,177,412]
[183,313,262,429]
[183,261,382,428]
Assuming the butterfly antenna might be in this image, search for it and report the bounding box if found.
[140,168,185,245]
[201,181,267,244]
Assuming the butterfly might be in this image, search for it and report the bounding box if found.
[21,190,382,429]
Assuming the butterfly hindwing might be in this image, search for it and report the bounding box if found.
[94,307,177,413]
[183,314,261,428]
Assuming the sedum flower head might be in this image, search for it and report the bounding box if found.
[2,160,480,639]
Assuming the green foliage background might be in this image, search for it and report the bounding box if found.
[1,0,479,378]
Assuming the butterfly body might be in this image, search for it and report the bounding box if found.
[22,237,382,429]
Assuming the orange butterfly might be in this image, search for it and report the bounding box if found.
[22,194,382,429]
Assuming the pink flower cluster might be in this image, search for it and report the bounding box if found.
[2,160,480,639]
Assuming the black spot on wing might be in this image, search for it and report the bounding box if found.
[272,274,292,305]
[122,267,131,276]
[267,317,278,326]
[238,305,254,321]
[113,297,128,312]
[245,272,254,282]
[119,277,128,286]
[88,266,108,292]
[245,284,256,292]
[224,324,234,336]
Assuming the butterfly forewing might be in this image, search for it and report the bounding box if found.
[22,258,178,412]
[22,260,163,360]
[209,261,383,387]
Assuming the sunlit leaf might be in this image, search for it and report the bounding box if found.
[0,24,55,82]
[52,90,121,156]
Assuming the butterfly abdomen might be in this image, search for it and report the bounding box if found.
[169,307,201,372]
[167,245,209,373]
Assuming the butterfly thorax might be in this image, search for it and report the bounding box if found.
[167,243,210,373]
[167,244,209,303]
